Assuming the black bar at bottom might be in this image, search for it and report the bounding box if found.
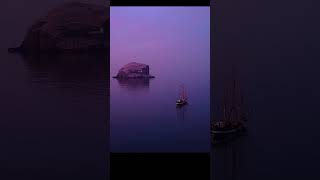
[111,153,210,179]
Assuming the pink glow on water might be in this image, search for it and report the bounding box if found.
[110,7,210,152]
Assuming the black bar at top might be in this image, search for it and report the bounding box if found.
[111,0,210,6]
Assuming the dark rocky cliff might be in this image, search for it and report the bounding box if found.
[113,62,155,79]
[8,2,109,53]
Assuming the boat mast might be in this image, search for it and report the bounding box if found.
[240,89,249,121]
[224,78,233,122]
[183,86,187,101]
[231,65,240,123]
[182,85,185,100]
[178,84,183,100]
[179,84,187,101]
[222,80,230,122]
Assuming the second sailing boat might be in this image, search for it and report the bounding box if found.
[211,69,249,143]
[176,84,188,106]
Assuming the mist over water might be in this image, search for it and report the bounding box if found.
[212,0,320,179]
[110,7,210,152]
[0,1,109,179]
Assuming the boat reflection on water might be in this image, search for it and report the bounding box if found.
[176,105,188,121]
[115,78,151,92]
[212,139,243,180]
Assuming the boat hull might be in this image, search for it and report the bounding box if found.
[211,125,247,145]
[176,100,187,106]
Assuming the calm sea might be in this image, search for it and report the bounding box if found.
[110,58,210,152]
[110,7,210,152]
[0,0,109,179]
[212,0,320,179]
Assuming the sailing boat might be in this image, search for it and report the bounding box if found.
[176,85,188,106]
[211,68,248,143]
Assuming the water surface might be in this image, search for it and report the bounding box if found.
[110,7,210,152]
[212,0,320,179]
[0,1,109,179]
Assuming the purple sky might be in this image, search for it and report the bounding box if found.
[111,7,210,152]
[110,7,210,75]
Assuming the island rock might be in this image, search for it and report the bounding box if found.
[9,2,109,53]
[113,62,155,79]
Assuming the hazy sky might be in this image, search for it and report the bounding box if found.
[111,7,210,153]
[110,7,210,74]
